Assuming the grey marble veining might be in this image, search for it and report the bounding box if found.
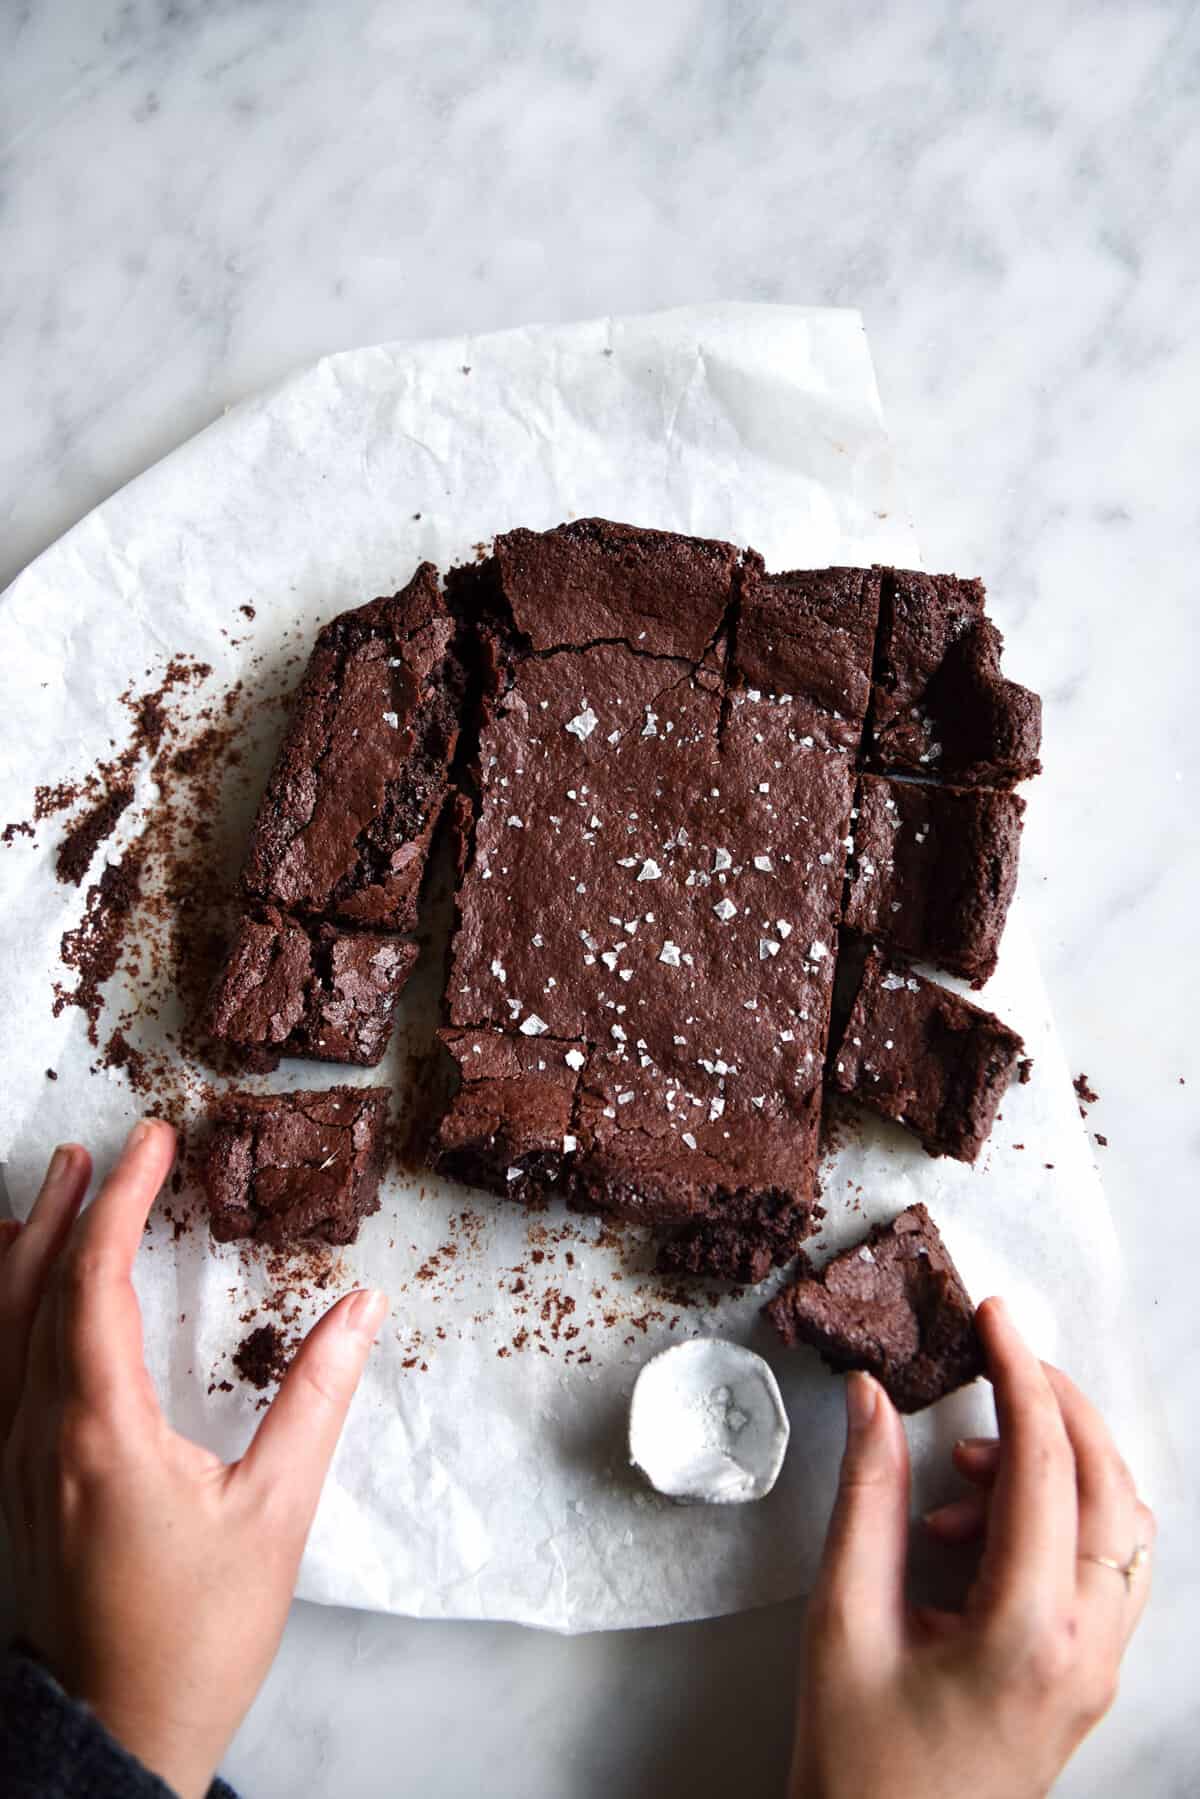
[2,2,1197,1793]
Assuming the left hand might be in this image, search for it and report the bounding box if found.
[1,1118,387,1799]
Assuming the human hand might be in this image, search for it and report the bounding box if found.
[789,1297,1154,1799]
[1,1119,387,1799]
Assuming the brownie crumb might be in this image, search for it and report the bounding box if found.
[53,849,145,1043]
[1074,1072,1099,1114]
[2,819,35,844]
[240,605,256,619]
[45,1068,57,1081]
[1018,1058,1033,1085]
[1095,1133,1108,1148]
[55,787,135,887]
[232,1323,290,1390]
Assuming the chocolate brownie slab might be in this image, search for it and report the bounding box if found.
[831,947,1024,1162]
[205,906,418,1066]
[869,569,1041,787]
[844,775,1024,986]
[442,631,854,1274]
[487,517,742,660]
[766,1202,983,1412]
[733,564,881,751]
[432,1027,586,1206]
[242,564,463,930]
[204,1086,389,1245]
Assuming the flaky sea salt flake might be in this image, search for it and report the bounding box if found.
[566,707,598,740]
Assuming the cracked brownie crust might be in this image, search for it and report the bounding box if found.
[205,905,418,1067]
[242,563,464,930]
[436,582,855,1274]
[204,1086,389,1245]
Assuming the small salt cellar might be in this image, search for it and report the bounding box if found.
[628,1339,790,1505]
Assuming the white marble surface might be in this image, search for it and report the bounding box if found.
[0,2,1196,1794]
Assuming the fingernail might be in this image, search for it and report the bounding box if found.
[345,1289,388,1336]
[955,1437,996,1451]
[846,1371,877,1435]
[129,1116,172,1152]
[46,1145,71,1183]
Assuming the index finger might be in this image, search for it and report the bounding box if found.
[968,1297,1078,1628]
[32,1118,176,1410]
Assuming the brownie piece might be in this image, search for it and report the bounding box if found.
[766,1203,983,1412]
[844,775,1025,986]
[432,1027,585,1206]
[732,564,881,751]
[204,1086,389,1245]
[205,906,418,1066]
[869,569,1042,786]
[831,948,1023,1162]
[485,517,743,661]
[242,564,463,930]
[440,622,855,1277]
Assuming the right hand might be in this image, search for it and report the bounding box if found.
[789,1297,1154,1799]
[1,1118,387,1799]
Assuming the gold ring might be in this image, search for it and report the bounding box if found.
[1079,1544,1149,1592]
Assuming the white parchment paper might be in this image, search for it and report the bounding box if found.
[0,305,1168,1631]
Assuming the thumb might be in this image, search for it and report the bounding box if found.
[810,1373,910,1658]
[236,1288,387,1534]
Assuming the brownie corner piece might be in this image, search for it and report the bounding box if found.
[844,775,1025,986]
[428,1028,584,1205]
[206,907,418,1067]
[766,1202,982,1412]
[204,1085,389,1246]
[241,561,463,930]
[870,568,1041,787]
[832,948,1023,1162]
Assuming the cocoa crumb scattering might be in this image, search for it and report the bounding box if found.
[1073,1072,1099,1114]
[2,820,35,844]
[55,786,135,886]
[53,850,145,1043]
[232,1323,290,1391]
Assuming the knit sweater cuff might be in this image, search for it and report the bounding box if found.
[0,1647,238,1799]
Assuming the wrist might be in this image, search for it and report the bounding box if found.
[85,1696,222,1799]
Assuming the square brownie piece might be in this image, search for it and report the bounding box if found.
[440,618,854,1277]
[869,569,1041,787]
[732,564,881,751]
[844,775,1025,986]
[204,1086,389,1245]
[486,517,743,660]
[765,1203,984,1412]
[242,564,464,930]
[831,948,1024,1162]
[205,907,418,1067]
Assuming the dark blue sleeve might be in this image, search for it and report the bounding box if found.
[0,1647,239,1798]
